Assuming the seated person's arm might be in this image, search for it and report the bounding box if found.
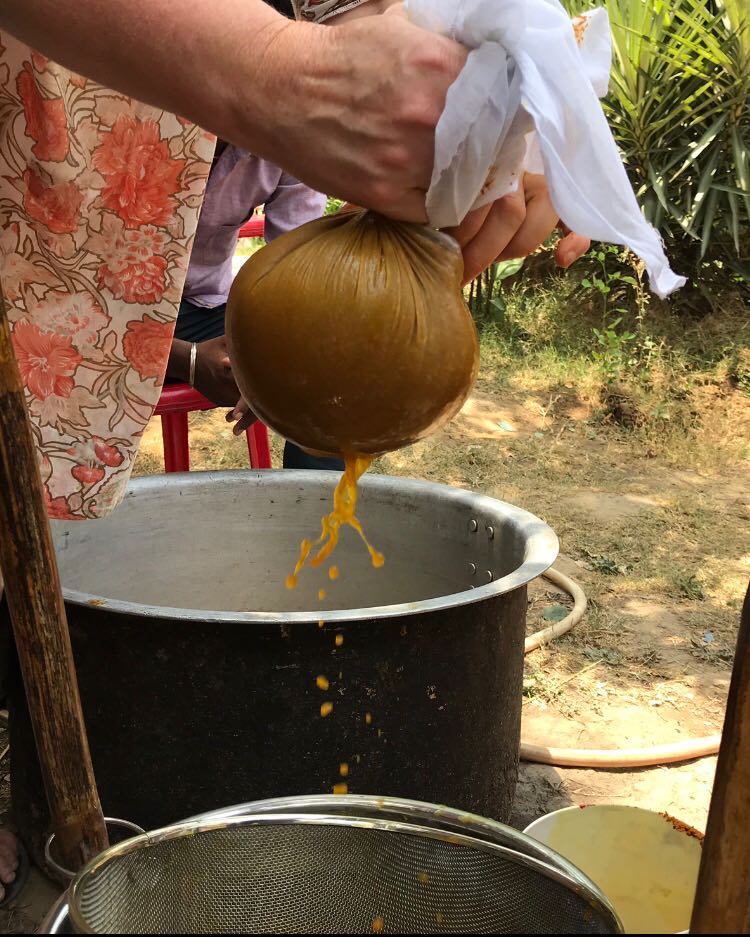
[167,335,239,407]
[263,173,327,242]
[167,339,192,385]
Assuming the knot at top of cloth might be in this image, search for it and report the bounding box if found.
[405,0,686,298]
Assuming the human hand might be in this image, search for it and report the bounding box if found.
[444,174,591,285]
[192,336,240,408]
[3,1,463,223]
[226,398,258,437]
[259,8,467,222]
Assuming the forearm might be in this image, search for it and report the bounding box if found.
[0,0,311,157]
[1,0,467,221]
[167,339,191,384]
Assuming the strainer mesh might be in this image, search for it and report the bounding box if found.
[73,822,612,934]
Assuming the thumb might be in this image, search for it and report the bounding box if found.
[555,230,590,269]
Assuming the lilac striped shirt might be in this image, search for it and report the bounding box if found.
[183,145,326,308]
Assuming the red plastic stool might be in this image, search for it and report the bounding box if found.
[154,213,272,472]
[154,383,272,472]
[238,215,265,239]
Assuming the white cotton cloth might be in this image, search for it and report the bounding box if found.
[405,0,686,297]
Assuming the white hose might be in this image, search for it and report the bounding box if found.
[525,567,587,653]
[520,735,722,768]
[520,566,722,768]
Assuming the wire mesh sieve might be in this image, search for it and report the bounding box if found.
[188,794,603,890]
[68,811,622,934]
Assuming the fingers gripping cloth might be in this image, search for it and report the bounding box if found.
[405,0,686,299]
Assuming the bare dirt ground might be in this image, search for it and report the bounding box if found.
[3,352,747,932]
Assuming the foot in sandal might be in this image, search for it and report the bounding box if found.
[0,830,21,905]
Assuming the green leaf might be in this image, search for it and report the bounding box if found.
[700,186,720,257]
[496,258,525,280]
[542,605,569,623]
[710,182,750,196]
[560,0,749,260]
[488,296,506,323]
[728,186,741,253]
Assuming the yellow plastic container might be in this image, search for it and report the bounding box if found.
[524,805,702,934]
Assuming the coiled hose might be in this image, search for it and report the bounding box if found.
[520,567,721,768]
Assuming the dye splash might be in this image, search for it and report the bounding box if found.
[286,455,384,590]
[292,454,384,800]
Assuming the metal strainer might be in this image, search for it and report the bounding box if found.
[188,794,604,890]
[68,807,622,934]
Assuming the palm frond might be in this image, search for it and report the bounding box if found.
[560,0,749,258]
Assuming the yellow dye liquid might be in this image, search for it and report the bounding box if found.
[286,456,385,804]
[286,455,384,590]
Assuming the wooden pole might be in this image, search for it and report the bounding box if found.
[0,286,108,872]
[691,580,750,933]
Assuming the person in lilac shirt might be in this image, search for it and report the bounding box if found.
[166,140,344,471]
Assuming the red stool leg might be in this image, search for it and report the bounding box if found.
[246,422,272,469]
[160,412,190,472]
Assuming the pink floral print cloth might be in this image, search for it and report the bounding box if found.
[0,35,214,519]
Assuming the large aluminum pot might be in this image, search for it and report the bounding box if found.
[8,470,556,858]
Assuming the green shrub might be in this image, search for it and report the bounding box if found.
[562,0,749,269]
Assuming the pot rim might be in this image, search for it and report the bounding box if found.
[524,803,705,838]
[52,470,558,624]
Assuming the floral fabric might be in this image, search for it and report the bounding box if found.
[0,35,214,518]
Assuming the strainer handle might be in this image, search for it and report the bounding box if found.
[45,817,145,880]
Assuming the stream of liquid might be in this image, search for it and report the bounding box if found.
[286,454,384,802]
[285,454,384,590]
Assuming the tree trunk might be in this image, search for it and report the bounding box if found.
[690,581,750,933]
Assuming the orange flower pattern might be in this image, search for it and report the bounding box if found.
[93,116,187,229]
[13,320,82,400]
[122,315,174,382]
[0,35,213,518]
[23,167,83,234]
[17,61,69,162]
